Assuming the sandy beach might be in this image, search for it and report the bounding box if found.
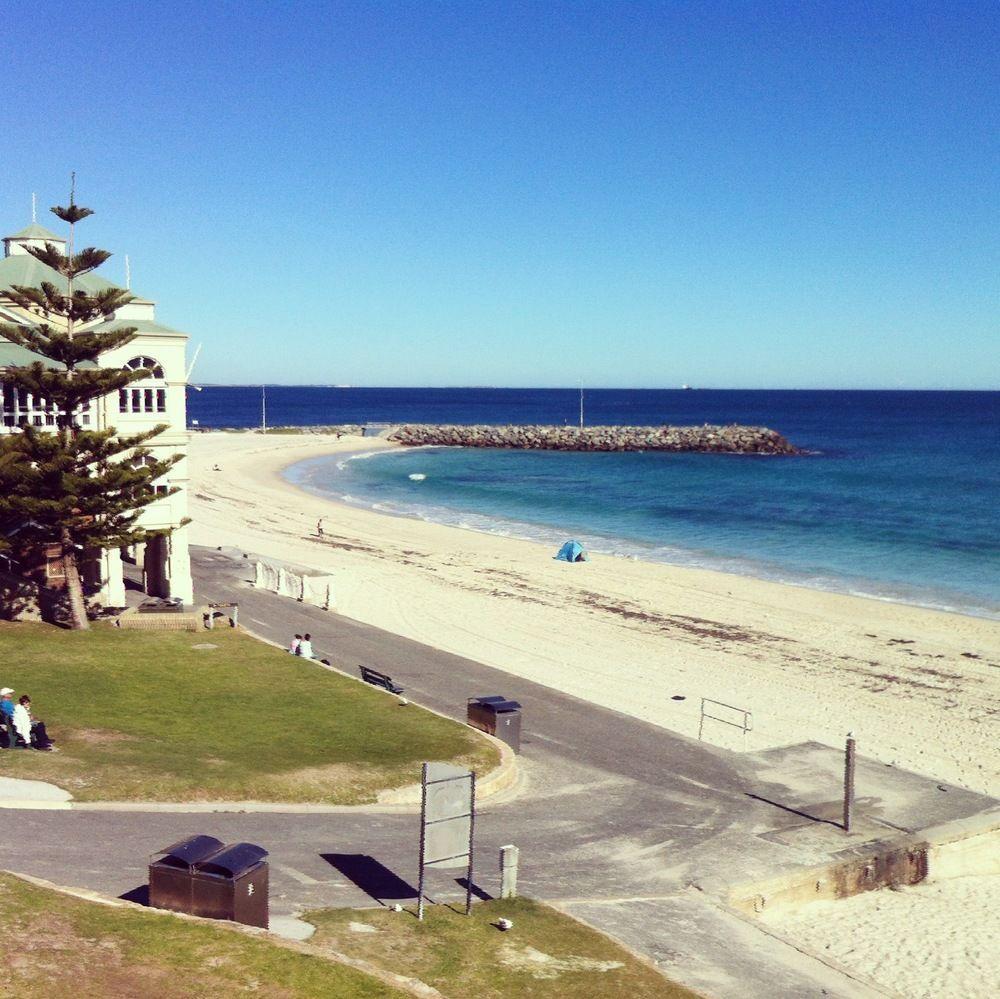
[188,432,1000,797]
[764,873,1000,999]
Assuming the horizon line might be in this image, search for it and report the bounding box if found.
[191,384,1000,392]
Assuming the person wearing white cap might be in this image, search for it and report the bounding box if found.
[0,688,17,749]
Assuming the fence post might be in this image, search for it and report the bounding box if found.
[500,845,519,899]
[843,731,856,833]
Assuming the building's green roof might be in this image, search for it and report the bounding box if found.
[85,317,187,338]
[4,223,65,242]
[0,339,96,371]
[0,251,124,298]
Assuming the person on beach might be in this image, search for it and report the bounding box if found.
[298,633,314,659]
[289,634,302,655]
[13,696,53,751]
[317,518,325,537]
[0,687,15,748]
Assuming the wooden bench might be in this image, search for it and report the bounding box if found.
[359,665,404,695]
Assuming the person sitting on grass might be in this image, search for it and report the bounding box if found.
[289,634,302,655]
[297,633,314,659]
[0,687,15,748]
[14,696,53,751]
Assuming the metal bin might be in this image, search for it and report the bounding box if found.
[191,842,270,928]
[467,695,522,753]
[149,835,225,915]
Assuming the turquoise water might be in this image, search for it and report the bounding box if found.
[278,390,999,619]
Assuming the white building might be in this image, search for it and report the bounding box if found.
[0,220,193,608]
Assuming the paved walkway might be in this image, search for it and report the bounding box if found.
[1,545,996,998]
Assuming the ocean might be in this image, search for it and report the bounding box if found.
[189,388,1000,618]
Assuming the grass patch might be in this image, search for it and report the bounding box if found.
[0,622,497,803]
[0,873,403,998]
[306,898,699,998]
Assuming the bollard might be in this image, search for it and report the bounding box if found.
[500,845,519,899]
[843,732,856,833]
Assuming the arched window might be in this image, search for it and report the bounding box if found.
[124,356,165,378]
[119,356,167,414]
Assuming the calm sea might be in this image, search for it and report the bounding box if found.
[190,388,1000,618]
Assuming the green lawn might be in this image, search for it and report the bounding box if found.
[0,873,404,998]
[0,622,497,802]
[307,898,700,998]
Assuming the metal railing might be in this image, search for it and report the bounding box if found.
[698,697,753,750]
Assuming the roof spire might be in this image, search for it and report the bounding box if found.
[31,192,36,223]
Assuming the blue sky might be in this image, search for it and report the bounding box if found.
[3,1,997,388]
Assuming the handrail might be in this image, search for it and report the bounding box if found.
[699,697,753,750]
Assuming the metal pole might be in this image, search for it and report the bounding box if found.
[843,731,856,833]
[579,384,584,431]
[261,385,267,434]
[417,763,428,920]
[465,771,477,916]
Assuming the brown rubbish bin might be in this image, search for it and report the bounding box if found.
[191,842,270,928]
[149,837,269,929]
[467,696,522,753]
[148,835,225,915]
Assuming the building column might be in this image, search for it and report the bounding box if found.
[167,526,194,605]
[143,536,170,598]
[101,548,126,607]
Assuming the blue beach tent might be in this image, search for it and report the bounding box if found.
[554,540,588,563]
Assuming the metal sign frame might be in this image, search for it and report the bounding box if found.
[417,763,476,920]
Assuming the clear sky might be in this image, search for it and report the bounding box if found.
[3,1,997,388]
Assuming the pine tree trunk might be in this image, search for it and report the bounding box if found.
[61,530,90,631]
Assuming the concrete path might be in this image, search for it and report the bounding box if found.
[0,776,72,806]
[1,545,995,998]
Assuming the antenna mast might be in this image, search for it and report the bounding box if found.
[125,255,131,290]
[31,192,36,223]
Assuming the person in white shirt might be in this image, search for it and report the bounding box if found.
[297,633,314,659]
[12,695,52,750]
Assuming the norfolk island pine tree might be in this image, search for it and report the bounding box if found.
[0,177,183,629]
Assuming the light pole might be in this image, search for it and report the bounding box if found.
[261,384,267,434]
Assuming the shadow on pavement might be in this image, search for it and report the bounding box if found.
[745,792,843,828]
[455,876,493,902]
[119,884,150,906]
[321,853,418,906]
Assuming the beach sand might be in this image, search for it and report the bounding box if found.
[763,874,1000,999]
[188,432,1000,797]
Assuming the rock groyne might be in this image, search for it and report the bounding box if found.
[388,424,802,455]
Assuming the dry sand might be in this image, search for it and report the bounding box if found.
[764,875,1000,998]
[188,432,1000,796]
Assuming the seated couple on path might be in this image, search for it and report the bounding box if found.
[288,633,314,659]
[0,688,54,751]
